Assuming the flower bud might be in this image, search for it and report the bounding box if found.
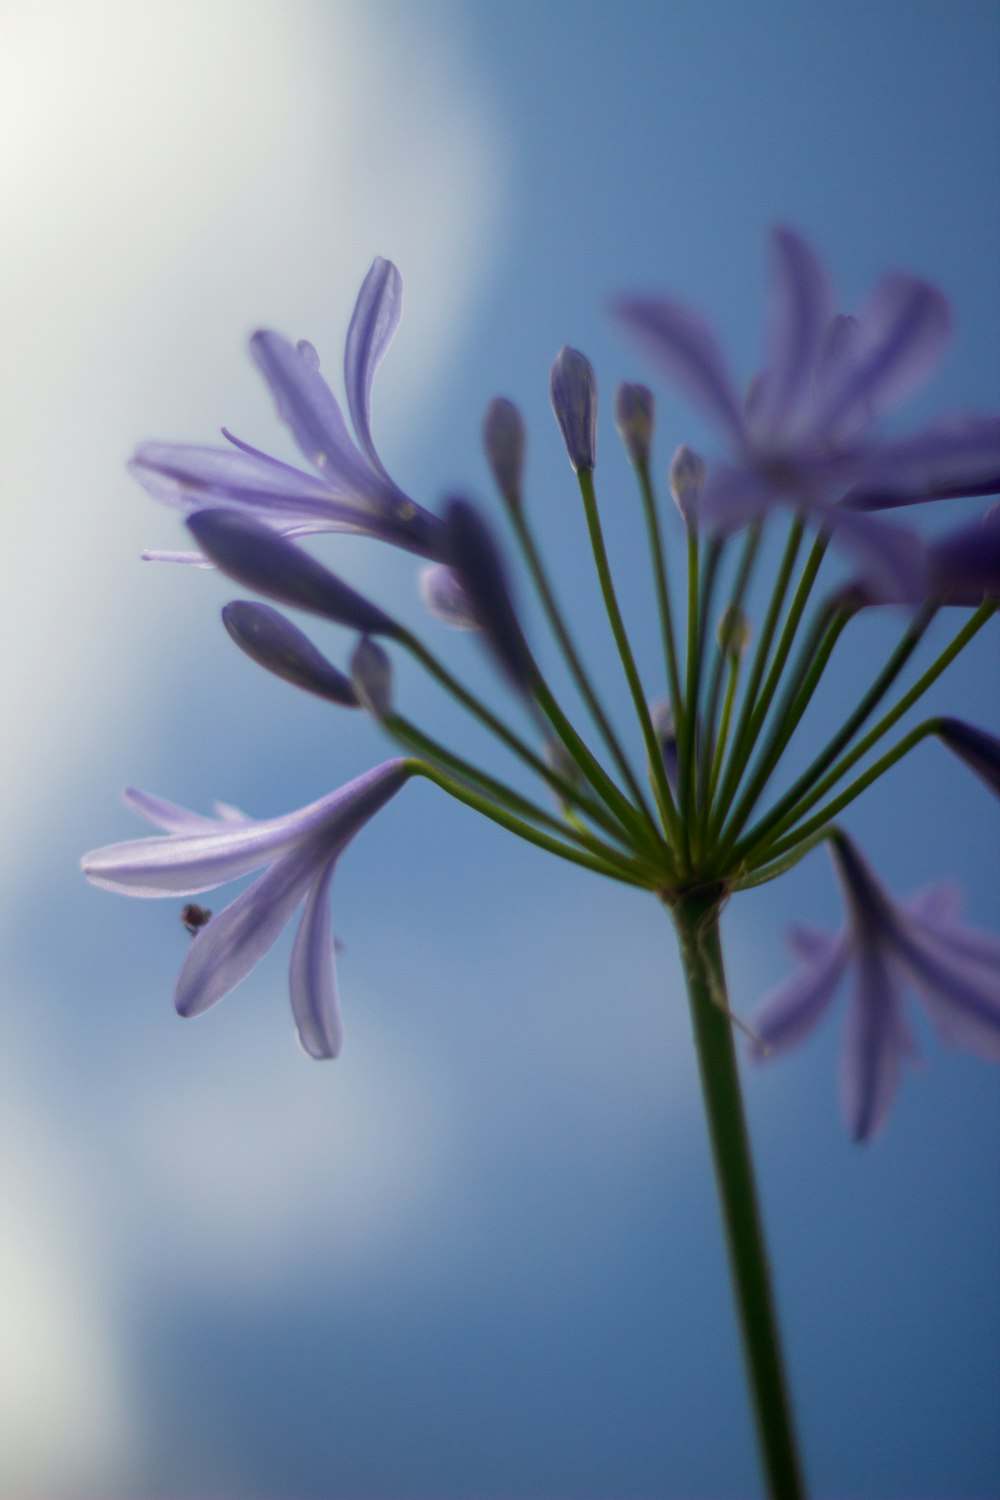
[483,397,526,512]
[443,497,535,695]
[549,346,597,472]
[936,718,1000,797]
[419,564,480,631]
[613,382,655,467]
[716,603,751,662]
[650,699,680,791]
[351,636,394,720]
[222,600,358,706]
[669,445,705,526]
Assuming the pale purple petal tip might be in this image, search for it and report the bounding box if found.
[419,564,481,632]
[613,296,746,447]
[613,382,655,467]
[483,397,526,510]
[343,257,403,477]
[351,636,394,719]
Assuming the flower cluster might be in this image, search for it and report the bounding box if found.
[84,230,999,1134]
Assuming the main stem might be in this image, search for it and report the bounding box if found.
[671,890,806,1500]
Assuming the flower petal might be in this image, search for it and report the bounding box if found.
[750,929,849,1057]
[130,441,335,518]
[613,296,747,448]
[443,498,535,694]
[936,719,1000,797]
[250,330,378,494]
[188,510,397,636]
[840,943,913,1141]
[122,788,222,835]
[755,226,833,442]
[889,922,1000,1063]
[343,258,403,477]
[174,847,317,1018]
[419,563,481,631]
[842,417,1000,511]
[288,856,343,1058]
[816,273,951,438]
[222,600,359,706]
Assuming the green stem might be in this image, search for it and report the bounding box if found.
[577,468,682,843]
[671,891,806,1500]
[636,458,684,721]
[698,524,763,814]
[509,506,656,822]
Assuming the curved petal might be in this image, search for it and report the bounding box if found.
[288,857,343,1058]
[814,505,928,604]
[122,788,222,835]
[613,297,747,448]
[842,416,1000,511]
[840,946,913,1142]
[344,258,403,477]
[750,930,849,1057]
[890,923,1000,1062]
[755,227,833,442]
[250,330,379,494]
[699,464,774,534]
[174,847,316,1018]
[81,816,308,897]
[130,442,335,517]
[816,274,951,439]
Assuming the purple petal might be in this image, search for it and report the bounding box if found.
[894,924,1000,1063]
[843,417,1000,511]
[698,462,771,534]
[549,347,598,472]
[419,563,481,631]
[122,788,222,835]
[188,511,397,636]
[613,383,655,468]
[754,227,833,442]
[483,397,526,511]
[814,505,928,604]
[816,274,951,438]
[130,442,335,518]
[750,930,849,1057]
[840,944,914,1141]
[82,813,308,897]
[613,296,747,448]
[174,846,317,1018]
[936,719,1000,796]
[250,331,378,494]
[925,511,1000,605]
[289,857,343,1058]
[443,498,534,694]
[343,258,403,477]
[222,600,359,706]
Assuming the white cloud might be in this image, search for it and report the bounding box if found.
[0,0,507,859]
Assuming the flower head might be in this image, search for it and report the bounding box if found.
[750,832,1000,1140]
[81,762,411,1058]
[131,258,444,563]
[615,228,1000,598]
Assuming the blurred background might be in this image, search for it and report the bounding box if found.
[2,1,998,1496]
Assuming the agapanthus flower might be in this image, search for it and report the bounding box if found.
[131,258,443,563]
[840,504,1000,607]
[81,762,411,1058]
[751,832,1000,1140]
[615,228,1000,596]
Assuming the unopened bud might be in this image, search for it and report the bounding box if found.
[351,636,393,720]
[613,382,654,467]
[550,347,597,472]
[716,604,751,661]
[483,398,526,512]
[669,445,705,526]
[650,699,679,791]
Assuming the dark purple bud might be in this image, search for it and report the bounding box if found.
[669,445,705,526]
[549,347,597,472]
[419,564,480,631]
[351,636,393,720]
[650,699,679,792]
[926,508,1000,605]
[222,600,359,706]
[936,719,1000,797]
[614,382,655,467]
[443,497,535,695]
[483,398,526,512]
[188,510,396,636]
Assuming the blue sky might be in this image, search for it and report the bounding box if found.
[2,1,998,1496]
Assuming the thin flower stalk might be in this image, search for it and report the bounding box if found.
[634,456,685,721]
[696,524,763,808]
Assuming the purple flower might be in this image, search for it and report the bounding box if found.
[82,762,411,1058]
[222,600,359,705]
[750,832,1000,1140]
[936,719,1000,797]
[131,259,444,562]
[840,505,1000,607]
[615,228,1000,598]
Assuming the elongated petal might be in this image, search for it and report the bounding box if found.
[549,347,597,471]
[936,719,1000,796]
[613,297,747,448]
[816,274,950,438]
[188,510,397,635]
[840,944,913,1141]
[842,417,1000,511]
[288,857,342,1058]
[222,600,359,706]
[443,499,534,694]
[755,227,833,442]
[130,442,335,517]
[419,563,480,631]
[925,512,1000,605]
[812,505,928,604]
[483,397,526,511]
[250,331,378,494]
[888,914,1000,1062]
[174,846,317,1017]
[344,258,402,476]
[122,788,223,835]
[751,930,849,1057]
